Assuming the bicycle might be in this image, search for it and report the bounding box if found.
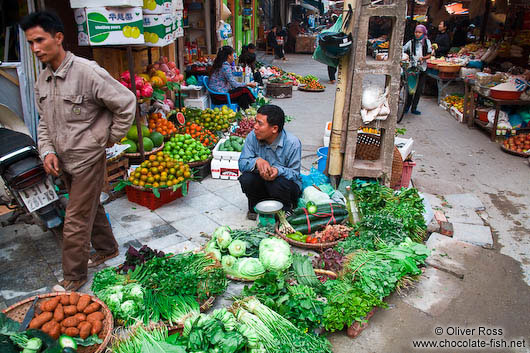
[397,61,420,123]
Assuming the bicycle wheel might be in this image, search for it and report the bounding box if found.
[397,79,408,123]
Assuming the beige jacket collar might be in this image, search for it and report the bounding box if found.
[44,51,74,81]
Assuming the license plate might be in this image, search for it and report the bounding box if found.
[19,178,58,213]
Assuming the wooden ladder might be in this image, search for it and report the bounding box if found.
[341,0,407,185]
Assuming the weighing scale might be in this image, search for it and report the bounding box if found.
[254,200,283,226]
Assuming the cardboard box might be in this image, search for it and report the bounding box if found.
[143,13,174,46]
[173,0,183,10]
[74,7,144,46]
[70,0,142,8]
[143,0,173,14]
[173,10,184,39]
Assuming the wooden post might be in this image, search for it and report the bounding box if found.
[127,46,145,160]
[480,0,491,43]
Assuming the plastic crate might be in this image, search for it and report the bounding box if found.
[192,160,211,181]
[126,182,189,210]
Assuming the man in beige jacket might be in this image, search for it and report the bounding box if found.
[21,11,136,291]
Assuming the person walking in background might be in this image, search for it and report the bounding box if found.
[326,14,339,84]
[267,26,287,61]
[403,24,432,115]
[20,11,136,291]
[209,46,257,109]
[434,21,451,57]
[286,20,303,53]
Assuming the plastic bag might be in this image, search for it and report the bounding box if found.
[301,167,330,190]
[487,109,509,127]
[312,15,343,68]
[303,186,333,205]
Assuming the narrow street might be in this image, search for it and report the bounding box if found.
[1,53,529,352]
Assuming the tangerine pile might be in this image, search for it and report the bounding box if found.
[148,112,177,137]
[128,151,192,189]
[305,80,325,90]
[178,122,219,148]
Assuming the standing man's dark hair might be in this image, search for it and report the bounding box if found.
[257,104,285,132]
[20,10,64,35]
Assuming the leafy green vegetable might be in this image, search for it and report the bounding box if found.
[73,335,103,347]
[236,258,265,280]
[291,253,322,290]
[321,279,385,332]
[344,238,430,299]
[259,238,292,272]
[0,313,20,336]
[230,227,272,258]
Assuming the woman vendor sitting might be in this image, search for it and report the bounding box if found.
[209,46,257,109]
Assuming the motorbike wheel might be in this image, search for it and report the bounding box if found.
[397,79,408,123]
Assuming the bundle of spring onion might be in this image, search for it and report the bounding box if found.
[237,297,333,353]
[110,323,175,353]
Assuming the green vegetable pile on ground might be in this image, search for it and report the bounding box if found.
[206,226,292,281]
[92,250,227,326]
[336,181,427,254]
[343,238,430,300]
[240,255,326,334]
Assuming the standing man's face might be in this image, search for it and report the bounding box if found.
[25,25,64,66]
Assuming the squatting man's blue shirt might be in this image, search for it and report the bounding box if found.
[239,130,302,189]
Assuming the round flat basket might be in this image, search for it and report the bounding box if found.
[500,144,530,157]
[355,133,403,188]
[226,274,258,282]
[188,156,213,168]
[2,292,113,353]
[275,224,339,250]
[124,143,165,158]
[298,86,325,92]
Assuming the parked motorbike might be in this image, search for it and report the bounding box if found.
[0,128,63,232]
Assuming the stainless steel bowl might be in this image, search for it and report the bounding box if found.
[254,200,284,214]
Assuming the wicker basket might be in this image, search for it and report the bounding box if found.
[274,224,340,250]
[2,292,113,353]
[124,143,164,158]
[355,134,403,188]
[188,156,213,168]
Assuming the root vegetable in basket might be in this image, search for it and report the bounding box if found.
[91,320,103,335]
[60,295,70,305]
[63,305,77,316]
[62,316,80,327]
[29,311,53,329]
[74,313,86,321]
[70,292,80,305]
[78,321,92,339]
[54,303,65,322]
[83,302,101,314]
[49,321,61,340]
[87,311,104,322]
[65,327,80,337]
[76,295,91,312]
[41,297,60,312]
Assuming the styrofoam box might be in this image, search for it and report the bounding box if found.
[450,106,464,123]
[184,95,209,110]
[323,135,330,147]
[70,0,142,8]
[211,158,241,180]
[394,137,414,161]
[213,138,242,160]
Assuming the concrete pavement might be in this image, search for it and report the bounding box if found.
[0,53,529,352]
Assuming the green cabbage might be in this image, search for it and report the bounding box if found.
[259,238,292,272]
[222,255,237,270]
[228,240,247,257]
[214,226,232,249]
[237,257,265,280]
